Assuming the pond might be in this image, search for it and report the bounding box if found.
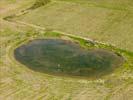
[14,39,124,78]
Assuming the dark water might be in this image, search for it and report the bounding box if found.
[14,39,124,78]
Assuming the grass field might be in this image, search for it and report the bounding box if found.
[0,0,133,100]
[14,0,133,51]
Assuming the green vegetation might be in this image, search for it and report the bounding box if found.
[28,0,51,10]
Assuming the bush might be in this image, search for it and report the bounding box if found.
[29,0,50,9]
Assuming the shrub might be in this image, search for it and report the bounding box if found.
[29,0,50,9]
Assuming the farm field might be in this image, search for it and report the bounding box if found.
[0,0,133,100]
[14,0,133,51]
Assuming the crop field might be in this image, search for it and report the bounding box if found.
[0,0,133,100]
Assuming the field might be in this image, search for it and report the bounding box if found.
[0,0,133,100]
[14,0,133,51]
